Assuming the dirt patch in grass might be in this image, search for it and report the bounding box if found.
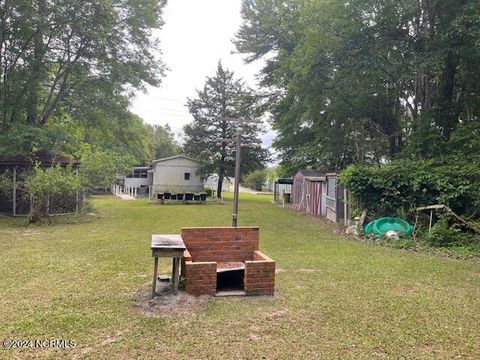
[266,308,288,319]
[135,279,280,317]
[134,282,210,317]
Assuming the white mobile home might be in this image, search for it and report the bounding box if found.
[118,166,152,188]
[117,166,152,196]
[151,155,204,195]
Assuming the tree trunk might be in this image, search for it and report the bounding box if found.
[437,50,458,139]
[217,170,224,198]
[26,0,47,126]
[0,1,7,131]
[217,143,227,198]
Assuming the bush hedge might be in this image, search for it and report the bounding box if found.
[340,160,480,218]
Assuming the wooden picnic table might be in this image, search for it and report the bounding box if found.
[151,234,186,298]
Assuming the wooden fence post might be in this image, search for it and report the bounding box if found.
[12,166,17,217]
[75,168,79,212]
[344,187,348,226]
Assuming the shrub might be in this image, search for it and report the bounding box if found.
[242,170,267,191]
[0,169,13,199]
[340,160,480,218]
[24,165,82,224]
[425,219,477,247]
[204,188,213,197]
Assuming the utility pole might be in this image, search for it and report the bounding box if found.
[216,117,261,227]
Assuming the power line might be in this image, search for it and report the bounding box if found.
[130,108,191,117]
[131,106,189,114]
[135,95,189,102]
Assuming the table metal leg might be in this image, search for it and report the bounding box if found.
[152,257,159,298]
[173,257,180,295]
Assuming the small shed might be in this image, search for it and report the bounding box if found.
[273,178,293,204]
[293,170,324,213]
[0,150,81,216]
[150,155,204,195]
[292,169,345,223]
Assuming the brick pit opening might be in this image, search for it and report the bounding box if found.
[181,227,275,296]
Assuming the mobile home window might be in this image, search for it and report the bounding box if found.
[131,170,148,178]
[184,172,190,180]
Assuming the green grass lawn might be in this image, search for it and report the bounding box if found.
[1,194,479,359]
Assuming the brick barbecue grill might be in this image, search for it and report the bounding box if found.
[181,227,275,296]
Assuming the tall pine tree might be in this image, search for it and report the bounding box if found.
[183,62,267,197]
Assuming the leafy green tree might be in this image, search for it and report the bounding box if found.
[183,62,267,197]
[149,124,181,160]
[235,0,480,172]
[243,169,267,191]
[79,148,134,192]
[0,0,166,154]
[24,164,82,223]
[76,112,157,166]
[0,110,160,171]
